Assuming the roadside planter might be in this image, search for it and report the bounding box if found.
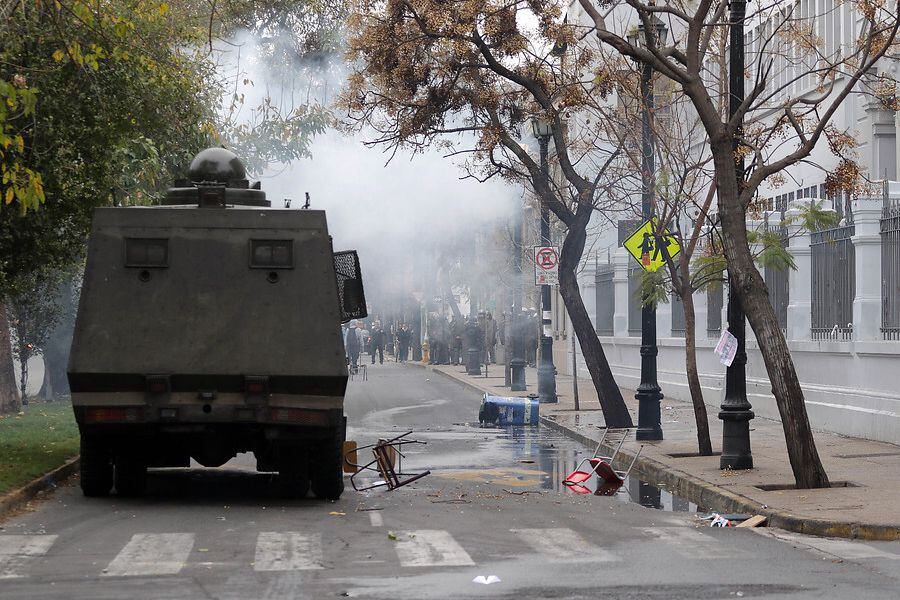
[478,394,540,426]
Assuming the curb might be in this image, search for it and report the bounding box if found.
[413,363,497,397]
[0,457,80,520]
[540,416,900,541]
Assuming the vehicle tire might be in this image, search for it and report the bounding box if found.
[310,425,345,501]
[278,448,310,499]
[80,435,113,497]
[114,456,147,497]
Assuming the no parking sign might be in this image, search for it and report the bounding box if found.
[534,246,559,285]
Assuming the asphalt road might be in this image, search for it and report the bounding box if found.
[1,361,899,599]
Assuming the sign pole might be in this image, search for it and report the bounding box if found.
[536,136,558,404]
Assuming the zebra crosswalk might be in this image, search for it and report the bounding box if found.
[0,525,897,580]
[103,533,195,577]
[0,535,57,579]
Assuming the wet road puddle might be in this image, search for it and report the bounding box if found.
[416,424,700,512]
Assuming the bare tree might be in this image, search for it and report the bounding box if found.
[577,0,899,487]
[343,0,645,425]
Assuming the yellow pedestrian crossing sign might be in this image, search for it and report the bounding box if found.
[623,219,681,272]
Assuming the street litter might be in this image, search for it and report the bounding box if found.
[329,511,346,516]
[472,575,501,585]
[699,513,752,527]
[710,514,733,527]
[699,512,752,527]
[479,394,539,426]
[563,428,642,495]
[344,431,431,492]
[736,515,767,528]
[387,532,398,541]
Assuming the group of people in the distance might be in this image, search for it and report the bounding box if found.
[342,320,414,373]
[425,311,497,366]
[341,309,542,374]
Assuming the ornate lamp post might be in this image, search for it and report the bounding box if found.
[627,16,667,441]
[511,197,527,391]
[466,277,482,375]
[530,116,558,404]
[719,0,754,469]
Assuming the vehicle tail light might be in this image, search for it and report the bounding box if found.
[146,375,170,394]
[245,376,269,396]
[84,407,144,423]
[269,408,329,426]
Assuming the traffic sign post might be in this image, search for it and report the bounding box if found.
[622,219,681,273]
[533,246,559,285]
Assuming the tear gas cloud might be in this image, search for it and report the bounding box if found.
[221,32,518,302]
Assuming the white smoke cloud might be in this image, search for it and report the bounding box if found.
[218,31,518,301]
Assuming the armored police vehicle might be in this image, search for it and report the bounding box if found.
[67,147,365,499]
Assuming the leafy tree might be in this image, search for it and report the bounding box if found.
[0,0,218,410]
[0,0,346,412]
[7,269,64,405]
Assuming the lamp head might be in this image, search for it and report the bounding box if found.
[530,116,553,139]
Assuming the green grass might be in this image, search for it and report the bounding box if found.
[0,401,79,495]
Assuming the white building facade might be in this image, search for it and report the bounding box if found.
[553,0,900,444]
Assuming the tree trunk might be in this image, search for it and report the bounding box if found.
[712,143,829,488]
[19,351,28,406]
[0,305,20,414]
[558,212,633,428]
[681,288,712,455]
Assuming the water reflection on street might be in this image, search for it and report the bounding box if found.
[422,424,699,512]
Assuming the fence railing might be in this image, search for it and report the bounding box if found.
[811,224,855,340]
[671,292,685,337]
[763,219,789,333]
[628,266,642,337]
[595,264,615,336]
[707,285,723,338]
[883,197,900,340]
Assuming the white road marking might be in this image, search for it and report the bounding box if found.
[0,535,57,579]
[394,530,474,567]
[511,528,619,562]
[254,532,324,571]
[639,527,740,559]
[369,511,384,527]
[756,529,900,560]
[103,533,194,576]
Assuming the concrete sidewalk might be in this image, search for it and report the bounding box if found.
[416,361,900,540]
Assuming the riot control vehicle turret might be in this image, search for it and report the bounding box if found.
[67,147,366,499]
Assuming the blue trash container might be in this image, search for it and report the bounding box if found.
[478,394,540,426]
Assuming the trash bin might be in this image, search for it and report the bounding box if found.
[478,394,539,426]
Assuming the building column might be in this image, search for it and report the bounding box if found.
[896,109,900,180]
[693,286,708,341]
[579,256,598,331]
[867,100,897,180]
[786,206,812,342]
[657,294,673,339]
[613,248,630,337]
[851,199,884,341]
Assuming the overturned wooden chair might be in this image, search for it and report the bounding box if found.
[345,431,430,492]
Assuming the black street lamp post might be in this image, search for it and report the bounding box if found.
[510,197,527,391]
[628,18,667,441]
[531,117,558,404]
[719,0,754,469]
[466,286,484,375]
